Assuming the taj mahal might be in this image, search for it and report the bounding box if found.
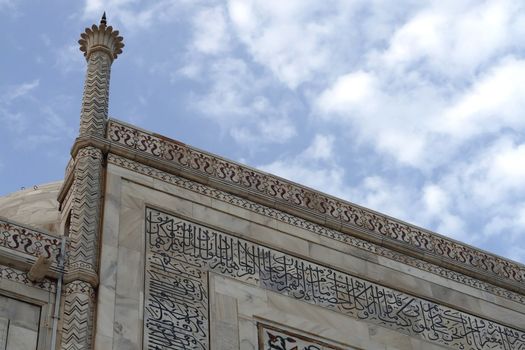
[0,14,524,350]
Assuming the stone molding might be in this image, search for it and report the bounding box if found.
[144,208,525,350]
[106,119,525,291]
[108,154,525,306]
[0,264,55,293]
[107,120,525,290]
[0,218,62,267]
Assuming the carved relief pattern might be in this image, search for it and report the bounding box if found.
[146,208,525,350]
[0,264,55,292]
[0,218,61,262]
[108,121,525,288]
[144,245,209,349]
[79,51,111,136]
[60,146,103,350]
[68,146,103,275]
[62,280,96,350]
[109,154,525,305]
[259,324,343,350]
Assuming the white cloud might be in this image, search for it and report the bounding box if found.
[0,80,40,133]
[304,134,334,161]
[445,138,525,207]
[175,62,203,80]
[316,71,378,115]
[422,184,449,216]
[83,0,192,30]
[55,45,84,74]
[192,6,231,55]
[439,57,525,140]
[0,80,74,149]
[191,58,258,119]
[231,118,296,145]
[1,80,39,103]
[315,70,443,167]
[227,0,340,88]
[315,57,525,169]
[188,58,297,146]
[258,134,346,197]
[376,1,525,77]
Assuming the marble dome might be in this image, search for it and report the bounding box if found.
[0,181,62,235]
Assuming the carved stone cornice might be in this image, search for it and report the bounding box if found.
[101,118,525,296]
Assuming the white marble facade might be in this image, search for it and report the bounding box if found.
[1,131,525,350]
[92,158,525,349]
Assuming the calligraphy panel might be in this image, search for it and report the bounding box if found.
[144,219,209,349]
[144,207,525,350]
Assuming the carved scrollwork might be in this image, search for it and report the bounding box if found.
[0,219,61,262]
[107,120,525,287]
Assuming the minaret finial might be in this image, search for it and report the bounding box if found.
[78,14,124,61]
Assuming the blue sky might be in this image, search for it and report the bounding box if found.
[1,0,525,263]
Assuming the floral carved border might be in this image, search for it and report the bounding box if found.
[0,218,61,263]
[108,154,525,306]
[0,264,55,292]
[107,119,525,288]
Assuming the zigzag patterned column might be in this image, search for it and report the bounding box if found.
[62,281,96,350]
[66,147,103,281]
[60,14,124,350]
[79,51,111,136]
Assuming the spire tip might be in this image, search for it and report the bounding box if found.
[100,12,107,25]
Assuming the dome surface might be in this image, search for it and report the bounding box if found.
[0,181,62,235]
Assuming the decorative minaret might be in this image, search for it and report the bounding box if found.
[58,13,124,350]
[78,12,124,136]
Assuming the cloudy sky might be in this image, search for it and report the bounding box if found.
[1,0,525,263]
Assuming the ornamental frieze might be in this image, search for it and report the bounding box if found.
[107,120,525,288]
[0,218,61,263]
[144,208,525,350]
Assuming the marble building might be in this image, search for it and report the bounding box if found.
[1,14,525,350]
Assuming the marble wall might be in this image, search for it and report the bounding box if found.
[95,157,525,350]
